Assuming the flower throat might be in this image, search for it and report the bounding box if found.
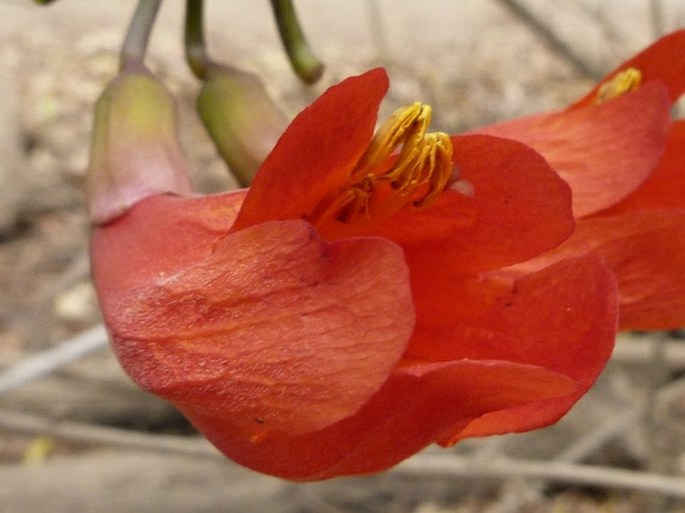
[310,103,456,226]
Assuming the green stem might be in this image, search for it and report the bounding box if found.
[120,0,163,71]
[185,0,211,79]
[270,0,323,84]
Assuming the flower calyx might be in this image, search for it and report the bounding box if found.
[86,68,192,225]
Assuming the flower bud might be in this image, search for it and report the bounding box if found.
[197,64,288,186]
[86,68,192,225]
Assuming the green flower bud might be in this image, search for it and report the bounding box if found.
[197,65,288,187]
[86,68,192,225]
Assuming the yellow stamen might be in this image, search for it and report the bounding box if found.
[595,67,642,104]
[311,102,455,224]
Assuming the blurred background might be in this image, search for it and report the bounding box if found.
[0,1,684,512]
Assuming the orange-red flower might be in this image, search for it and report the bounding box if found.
[90,68,618,480]
[477,30,685,329]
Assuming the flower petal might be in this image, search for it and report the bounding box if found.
[476,83,671,217]
[601,120,685,213]
[367,134,574,273]
[403,256,617,442]
[515,211,685,330]
[587,212,685,330]
[91,192,246,293]
[92,195,415,437]
[184,358,575,481]
[572,29,685,108]
[232,68,389,231]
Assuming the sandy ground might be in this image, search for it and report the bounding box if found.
[0,1,684,512]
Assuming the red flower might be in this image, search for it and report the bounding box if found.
[477,30,685,330]
[90,68,618,480]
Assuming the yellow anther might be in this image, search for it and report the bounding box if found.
[413,132,455,208]
[595,67,642,104]
[331,186,371,222]
[309,103,455,225]
[351,102,431,179]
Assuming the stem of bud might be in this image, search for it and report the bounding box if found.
[120,0,163,71]
[185,0,210,80]
[270,0,324,84]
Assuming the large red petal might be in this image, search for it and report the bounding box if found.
[185,359,575,481]
[364,134,574,273]
[408,256,617,377]
[232,68,389,231]
[475,84,671,217]
[92,195,415,437]
[601,120,685,214]
[91,192,246,293]
[514,211,685,330]
[590,212,685,330]
[403,256,617,442]
[572,29,685,108]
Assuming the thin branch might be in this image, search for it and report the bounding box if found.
[487,335,678,512]
[556,407,643,463]
[397,454,685,499]
[658,372,685,404]
[492,0,602,79]
[0,325,108,395]
[646,334,671,483]
[0,407,218,459]
[612,333,685,369]
[485,406,645,513]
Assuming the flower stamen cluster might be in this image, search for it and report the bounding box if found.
[595,67,642,104]
[310,103,455,225]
